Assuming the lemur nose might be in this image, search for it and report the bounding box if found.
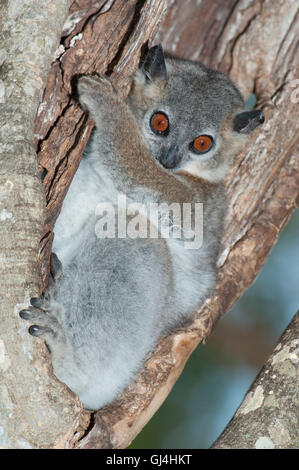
[160,145,180,169]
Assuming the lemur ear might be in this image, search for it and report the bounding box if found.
[141,44,167,82]
[234,110,265,134]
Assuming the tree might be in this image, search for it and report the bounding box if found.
[212,313,298,449]
[0,0,298,448]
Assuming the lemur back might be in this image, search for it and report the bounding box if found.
[20,46,264,410]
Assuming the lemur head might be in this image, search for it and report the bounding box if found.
[128,45,264,183]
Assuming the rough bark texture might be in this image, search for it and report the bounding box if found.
[212,313,299,449]
[1,0,298,449]
[0,0,79,450]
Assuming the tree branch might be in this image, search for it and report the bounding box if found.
[212,312,299,449]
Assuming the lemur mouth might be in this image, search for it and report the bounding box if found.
[159,145,180,169]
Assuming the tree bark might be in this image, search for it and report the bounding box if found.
[0,0,298,449]
[212,312,299,449]
[0,0,78,449]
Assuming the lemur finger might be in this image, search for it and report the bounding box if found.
[19,308,35,320]
[30,297,46,309]
[19,307,59,330]
[30,294,53,310]
[50,252,63,282]
[28,325,56,339]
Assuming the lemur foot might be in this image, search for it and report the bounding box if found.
[77,74,121,113]
[20,295,58,334]
[19,253,65,347]
[77,74,117,98]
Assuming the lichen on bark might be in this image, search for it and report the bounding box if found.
[212,313,299,449]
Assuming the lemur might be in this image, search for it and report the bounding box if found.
[20,46,264,410]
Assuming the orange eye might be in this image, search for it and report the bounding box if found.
[150,112,169,135]
[192,135,213,153]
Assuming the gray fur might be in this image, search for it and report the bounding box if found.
[20,48,263,410]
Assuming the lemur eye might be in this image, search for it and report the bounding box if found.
[150,112,169,135]
[191,135,213,154]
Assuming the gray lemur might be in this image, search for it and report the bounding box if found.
[20,46,264,410]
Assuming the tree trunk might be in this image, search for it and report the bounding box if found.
[0,0,298,448]
[0,0,81,449]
